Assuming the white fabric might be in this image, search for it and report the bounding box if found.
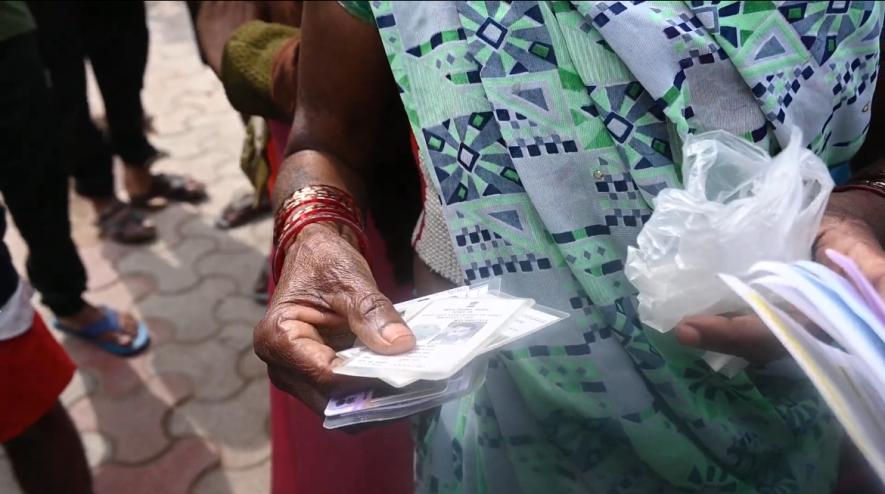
[0,279,35,341]
[413,181,464,286]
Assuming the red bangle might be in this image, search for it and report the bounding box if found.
[274,185,362,245]
[274,196,362,245]
[271,185,368,283]
[275,204,353,241]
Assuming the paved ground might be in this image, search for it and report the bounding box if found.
[0,2,272,492]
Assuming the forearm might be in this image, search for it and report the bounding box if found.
[270,138,372,262]
[272,1,393,215]
[272,149,366,213]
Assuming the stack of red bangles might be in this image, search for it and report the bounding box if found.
[272,184,368,282]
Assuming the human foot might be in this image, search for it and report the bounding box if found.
[55,305,150,357]
[95,200,157,244]
[128,172,208,208]
[216,191,271,230]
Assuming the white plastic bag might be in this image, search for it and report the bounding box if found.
[625,127,834,334]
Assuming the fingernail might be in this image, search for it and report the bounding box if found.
[381,323,412,345]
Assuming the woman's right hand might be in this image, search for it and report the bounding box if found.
[253,222,416,413]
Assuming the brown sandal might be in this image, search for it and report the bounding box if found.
[129,173,208,208]
[215,192,271,230]
[96,202,157,244]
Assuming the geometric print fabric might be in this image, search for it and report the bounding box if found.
[344,1,882,492]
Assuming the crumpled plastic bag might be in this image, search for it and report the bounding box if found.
[626,127,834,334]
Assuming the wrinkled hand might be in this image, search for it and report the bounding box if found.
[676,189,885,363]
[253,223,415,413]
[814,190,885,296]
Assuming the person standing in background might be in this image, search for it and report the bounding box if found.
[1,3,101,493]
[0,1,150,356]
[28,1,208,245]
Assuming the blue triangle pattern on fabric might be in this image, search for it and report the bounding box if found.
[524,4,544,23]
[510,62,528,74]
[514,87,549,110]
[488,210,523,230]
[755,36,786,60]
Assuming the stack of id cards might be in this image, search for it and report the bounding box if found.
[323,280,568,429]
[720,250,885,483]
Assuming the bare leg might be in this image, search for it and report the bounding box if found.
[123,166,155,199]
[3,402,92,494]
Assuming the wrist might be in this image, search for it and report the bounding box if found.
[273,185,368,282]
[827,188,885,245]
[291,222,363,253]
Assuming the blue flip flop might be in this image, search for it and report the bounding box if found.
[54,306,151,357]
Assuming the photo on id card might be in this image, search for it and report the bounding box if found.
[335,296,530,379]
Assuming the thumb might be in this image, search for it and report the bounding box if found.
[676,313,785,363]
[332,288,415,355]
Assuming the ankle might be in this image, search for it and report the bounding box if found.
[90,196,120,214]
[124,167,153,196]
[58,305,104,328]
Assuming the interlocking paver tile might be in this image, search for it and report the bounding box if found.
[152,126,219,161]
[196,251,268,296]
[117,237,214,294]
[216,294,266,327]
[149,105,201,136]
[142,315,178,345]
[93,437,219,494]
[216,217,273,254]
[237,346,266,381]
[78,244,121,290]
[61,370,99,408]
[60,343,155,398]
[120,272,161,303]
[191,460,270,494]
[84,274,157,314]
[180,214,271,255]
[169,378,270,469]
[139,277,237,342]
[153,339,246,401]
[150,203,200,248]
[70,374,192,464]
[95,239,139,266]
[170,149,236,184]
[215,323,255,353]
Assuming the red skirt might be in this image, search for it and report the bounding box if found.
[0,313,76,443]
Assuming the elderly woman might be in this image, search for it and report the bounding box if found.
[256,2,885,492]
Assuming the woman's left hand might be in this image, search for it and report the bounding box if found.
[675,188,885,363]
